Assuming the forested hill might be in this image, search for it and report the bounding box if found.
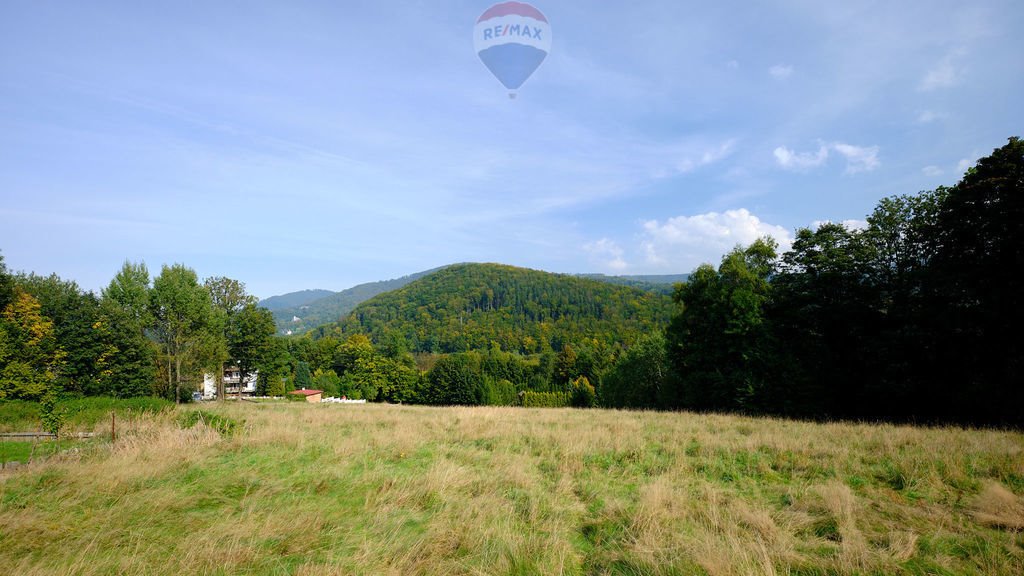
[314,263,675,354]
[268,267,446,335]
[259,289,335,311]
[578,273,689,295]
[267,269,686,335]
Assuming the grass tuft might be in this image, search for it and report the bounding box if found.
[972,481,1024,530]
[176,409,242,437]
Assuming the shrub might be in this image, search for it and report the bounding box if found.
[571,376,596,408]
[520,391,571,408]
[177,410,241,436]
[39,393,67,440]
[63,397,172,426]
[0,397,173,432]
[480,378,518,406]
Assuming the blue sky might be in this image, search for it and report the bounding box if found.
[2,1,1021,299]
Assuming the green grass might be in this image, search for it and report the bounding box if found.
[0,403,1022,575]
[0,439,78,466]
[0,397,172,432]
[177,409,243,436]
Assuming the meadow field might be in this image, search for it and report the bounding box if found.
[1,402,1022,575]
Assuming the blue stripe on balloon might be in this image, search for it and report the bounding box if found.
[477,44,548,90]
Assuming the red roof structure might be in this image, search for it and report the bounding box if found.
[289,389,324,403]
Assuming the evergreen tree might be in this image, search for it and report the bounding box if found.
[294,361,312,390]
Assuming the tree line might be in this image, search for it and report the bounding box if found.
[0,260,276,403]
[601,137,1023,426]
[277,332,608,408]
[0,252,623,407]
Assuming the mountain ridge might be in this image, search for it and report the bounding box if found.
[267,267,449,334]
[259,289,335,311]
[315,262,675,354]
[263,266,689,335]
[575,273,688,295]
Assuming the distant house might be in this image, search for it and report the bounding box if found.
[202,366,258,399]
[289,389,323,403]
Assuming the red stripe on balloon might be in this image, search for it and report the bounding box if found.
[477,2,548,24]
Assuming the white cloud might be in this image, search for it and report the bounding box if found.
[646,138,737,180]
[773,145,829,170]
[583,238,627,272]
[831,142,880,174]
[916,110,945,124]
[957,157,974,173]
[922,165,944,177]
[769,64,794,79]
[920,49,966,91]
[920,63,957,90]
[674,140,736,174]
[641,209,793,271]
[774,141,879,174]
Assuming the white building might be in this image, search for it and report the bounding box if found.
[202,366,258,399]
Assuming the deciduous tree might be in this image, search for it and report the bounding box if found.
[0,289,65,400]
[150,265,215,403]
[666,238,777,412]
[99,262,157,397]
[204,277,257,400]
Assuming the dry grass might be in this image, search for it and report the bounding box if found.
[1,403,1023,575]
[972,481,1024,530]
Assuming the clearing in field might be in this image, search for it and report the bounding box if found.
[1,402,1023,575]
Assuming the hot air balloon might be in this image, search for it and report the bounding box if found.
[474,2,551,98]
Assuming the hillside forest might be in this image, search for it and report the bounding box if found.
[0,137,1020,426]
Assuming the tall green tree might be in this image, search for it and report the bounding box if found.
[294,361,312,391]
[103,261,152,328]
[150,264,215,403]
[925,137,1024,423]
[99,261,157,397]
[665,238,777,412]
[228,303,275,399]
[17,274,105,395]
[554,344,578,389]
[204,277,256,400]
[770,223,878,416]
[0,252,14,312]
[602,333,670,409]
[424,354,479,405]
[857,191,946,418]
[329,333,416,402]
[0,289,65,400]
[255,337,290,396]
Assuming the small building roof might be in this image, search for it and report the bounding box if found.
[288,389,323,396]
